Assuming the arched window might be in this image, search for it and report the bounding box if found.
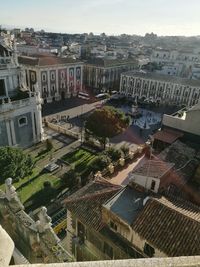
[18,117,27,127]
[42,73,46,82]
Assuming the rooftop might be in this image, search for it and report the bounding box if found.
[122,70,200,87]
[153,129,184,144]
[132,195,200,256]
[85,58,137,68]
[18,55,83,67]
[64,178,121,231]
[132,160,174,179]
[104,186,147,225]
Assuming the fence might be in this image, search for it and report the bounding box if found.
[45,121,80,140]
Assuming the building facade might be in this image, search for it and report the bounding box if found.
[120,71,200,107]
[84,59,138,93]
[0,43,43,147]
[64,179,143,261]
[19,55,83,103]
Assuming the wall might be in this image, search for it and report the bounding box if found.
[163,109,200,137]
[130,174,160,193]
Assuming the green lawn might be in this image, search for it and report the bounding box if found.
[0,167,61,204]
[62,148,97,174]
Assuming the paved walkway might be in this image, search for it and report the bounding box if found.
[109,155,147,186]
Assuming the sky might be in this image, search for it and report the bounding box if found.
[1,0,200,36]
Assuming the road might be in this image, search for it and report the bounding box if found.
[43,99,103,120]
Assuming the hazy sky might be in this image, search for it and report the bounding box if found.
[1,0,200,36]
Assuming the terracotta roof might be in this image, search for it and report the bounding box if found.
[132,160,174,179]
[153,129,183,144]
[86,58,137,68]
[132,195,200,256]
[64,179,121,231]
[18,55,82,66]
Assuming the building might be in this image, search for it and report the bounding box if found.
[64,179,143,261]
[17,44,58,56]
[64,176,200,261]
[18,55,83,103]
[2,223,200,267]
[0,43,43,147]
[120,71,200,107]
[102,184,200,258]
[162,102,200,142]
[84,58,138,93]
[128,160,174,193]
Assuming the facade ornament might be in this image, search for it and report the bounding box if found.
[5,178,18,201]
[36,207,52,233]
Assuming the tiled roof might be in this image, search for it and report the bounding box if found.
[132,160,174,179]
[153,129,183,144]
[18,55,83,67]
[158,140,196,169]
[85,58,137,68]
[64,179,121,231]
[132,195,200,256]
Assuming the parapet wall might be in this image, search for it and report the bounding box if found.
[0,178,71,264]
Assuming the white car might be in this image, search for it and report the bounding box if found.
[44,163,59,172]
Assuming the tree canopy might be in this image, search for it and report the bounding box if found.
[85,106,130,148]
[0,146,35,184]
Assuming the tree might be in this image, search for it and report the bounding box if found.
[85,106,130,149]
[63,169,79,189]
[88,155,111,173]
[105,147,122,162]
[0,147,35,184]
[46,139,53,151]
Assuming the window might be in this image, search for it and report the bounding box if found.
[70,69,74,77]
[51,73,55,80]
[31,73,35,82]
[18,117,27,127]
[71,215,76,229]
[144,243,155,257]
[42,73,46,82]
[77,68,80,76]
[103,242,113,259]
[110,221,117,231]
[151,180,156,191]
[61,71,65,79]
[0,79,6,96]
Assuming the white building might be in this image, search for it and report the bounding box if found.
[120,71,200,107]
[0,43,43,147]
[162,102,200,142]
[151,48,200,79]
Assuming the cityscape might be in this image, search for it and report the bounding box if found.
[0,1,200,267]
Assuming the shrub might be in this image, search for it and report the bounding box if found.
[46,139,53,151]
[63,169,79,189]
[43,181,52,188]
[105,147,122,162]
[88,155,111,173]
[120,145,130,157]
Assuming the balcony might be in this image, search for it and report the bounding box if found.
[0,91,42,113]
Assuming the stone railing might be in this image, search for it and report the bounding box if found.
[45,121,79,140]
[0,91,42,113]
